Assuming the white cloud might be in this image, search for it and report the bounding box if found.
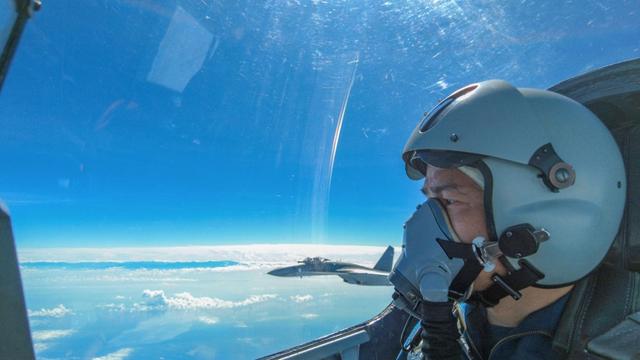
[28,304,72,318]
[31,329,75,354]
[140,289,167,308]
[32,328,75,355]
[33,343,49,353]
[290,294,313,303]
[142,290,277,310]
[92,347,134,360]
[31,329,75,341]
[198,316,219,325]
[115,295,125,300]
[301,313,319,319]
[100,303,127,312]
[106,290,278,312]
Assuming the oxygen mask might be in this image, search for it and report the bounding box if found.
[389,199,505,319]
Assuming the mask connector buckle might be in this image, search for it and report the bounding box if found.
[472,237,502,273]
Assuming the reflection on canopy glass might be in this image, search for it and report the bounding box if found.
[0,0,638,359]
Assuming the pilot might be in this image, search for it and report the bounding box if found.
[389,80,626,359]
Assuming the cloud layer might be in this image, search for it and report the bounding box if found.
[19,244,397,269]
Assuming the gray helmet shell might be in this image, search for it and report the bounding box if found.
[403,80,626,286]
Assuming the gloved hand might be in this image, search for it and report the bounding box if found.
[420,301,461,360]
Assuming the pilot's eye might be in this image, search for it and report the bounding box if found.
[444,199,456,206]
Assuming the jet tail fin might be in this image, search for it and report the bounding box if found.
[373,246,394,272]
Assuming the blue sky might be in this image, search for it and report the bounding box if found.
[1,0,639,248]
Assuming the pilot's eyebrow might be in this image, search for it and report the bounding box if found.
[421,183,459,197]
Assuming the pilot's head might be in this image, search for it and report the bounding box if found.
[395,80,626,305]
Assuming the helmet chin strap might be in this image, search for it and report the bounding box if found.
[436,237,545,307]
[434,239,483,300]
[472,257,545,307]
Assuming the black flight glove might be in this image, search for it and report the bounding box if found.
[420,300,462,360]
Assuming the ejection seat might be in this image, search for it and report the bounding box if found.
[549,58,640,359]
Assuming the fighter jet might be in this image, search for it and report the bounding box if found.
[267,246,394,286]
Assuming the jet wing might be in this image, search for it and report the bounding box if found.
[336,268,391,286]
[336,268,389,275]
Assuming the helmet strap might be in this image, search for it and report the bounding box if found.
[472,258,545,307]
[435,239,484,300]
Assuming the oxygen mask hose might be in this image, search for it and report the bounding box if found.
[420,301,462,360]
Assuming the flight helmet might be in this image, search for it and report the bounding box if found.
[402,80,626,302]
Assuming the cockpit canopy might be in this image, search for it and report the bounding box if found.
[299,257,330,265]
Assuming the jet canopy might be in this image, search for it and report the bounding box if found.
[299,257,330,265]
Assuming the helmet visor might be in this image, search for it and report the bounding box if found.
[405,149,484,179]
